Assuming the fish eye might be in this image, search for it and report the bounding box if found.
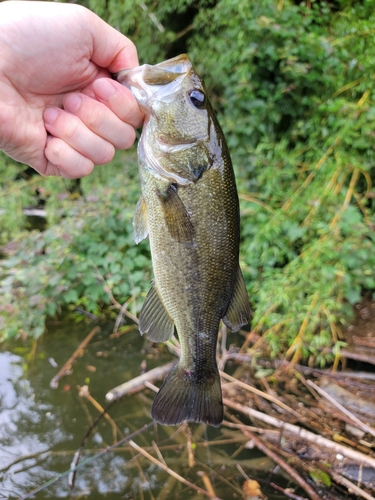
[189,89,206,109]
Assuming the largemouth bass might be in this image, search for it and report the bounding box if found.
[117,54,251,427]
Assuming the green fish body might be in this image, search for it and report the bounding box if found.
[117,55,251,427]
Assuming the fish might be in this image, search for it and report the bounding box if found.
[117,54,251,427]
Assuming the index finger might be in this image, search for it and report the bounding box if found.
[86,78,145,129]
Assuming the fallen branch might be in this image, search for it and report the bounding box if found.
[223,398,375,470]
[329,470,375,500]
[105,360,177,401]
[307,379,375,438]
[50,326,100,389]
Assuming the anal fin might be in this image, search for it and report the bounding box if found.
[139,282,175,342]
[222,268,252,331]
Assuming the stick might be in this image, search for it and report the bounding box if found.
[270,482,309,500]
[221,371,300,417]
[77,385,122,442]
[329,471,375,500]
[106,360,177,401]
[50,326,100,388]
[227,414,321,500]
[223,399,375,470]
[307,380,375,438]
[128,440,220,499]
[197,471,217,498]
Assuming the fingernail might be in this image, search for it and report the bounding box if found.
[64,93,82,113]
[43,107,59,124]
[93,79,117,101]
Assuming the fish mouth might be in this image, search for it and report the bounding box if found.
[115,54,193,111]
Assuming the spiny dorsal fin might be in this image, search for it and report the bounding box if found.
[222,268,252,331]
[139,282,175,342]
[157,184,195,242]
[133,195,148,244]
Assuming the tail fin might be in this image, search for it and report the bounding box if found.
[151,364,223,427]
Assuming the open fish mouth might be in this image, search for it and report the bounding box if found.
[115,54,193,111]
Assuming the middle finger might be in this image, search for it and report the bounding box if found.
[63,93,136,150]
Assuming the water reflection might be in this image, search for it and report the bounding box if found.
[0,323,158,498]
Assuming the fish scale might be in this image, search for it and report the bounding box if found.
[117,54,251,426]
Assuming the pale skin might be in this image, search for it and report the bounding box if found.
[0,1,144,178]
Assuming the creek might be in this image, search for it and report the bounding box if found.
[0,320,285,499]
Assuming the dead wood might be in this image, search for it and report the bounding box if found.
[222,398,375,471]
[50,326,100,389]
[105,360,178,401]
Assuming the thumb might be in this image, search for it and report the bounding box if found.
[87,9,139,73]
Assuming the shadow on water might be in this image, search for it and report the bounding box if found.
[0,321,283,499]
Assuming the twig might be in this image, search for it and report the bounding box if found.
[106,360,177,401]
[93,266,139,324]
[113,296,138,334]
[270,482,309,500]
[340,349,375,366]
[223,399,375,470]
[74,307,98,320]
[307,380,375,438]
[221,371,300,417]
[180,423,195,468]
[218,324,228,371]
[328,471,375,500]
[109,323,138,339]
[139,3,165,32]
[197,461,245,497]
[77,385,122,443]
[226,352,375,380]
[151,441,167,466]
[236,463,250,480]
[227,414,321,500]
[197,471,217,498]
[128,440,221,499]
[50,326,100,388]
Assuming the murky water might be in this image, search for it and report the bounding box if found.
[0,321,282,499]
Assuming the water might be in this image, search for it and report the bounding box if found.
[0,321,280,499]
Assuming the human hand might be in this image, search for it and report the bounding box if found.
[0,1,144,178]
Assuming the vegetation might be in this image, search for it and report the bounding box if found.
[1,0,375,364]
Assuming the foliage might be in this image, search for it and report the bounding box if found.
[187,0,375,362]
[0,153,151,340]
[1,0,375,363]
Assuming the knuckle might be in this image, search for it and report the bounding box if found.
[46,138,64,162]
[85,104,104,130]
[65,119,80,140]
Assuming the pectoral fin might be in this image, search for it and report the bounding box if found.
[133,195,148,244]
[158,184,195,242]
[139,282,175,342]
[222,268,252,331]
